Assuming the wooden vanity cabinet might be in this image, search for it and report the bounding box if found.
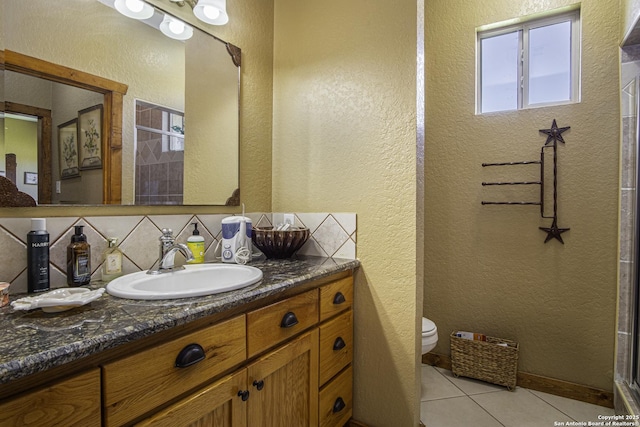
[0,369,101,427]
[0,272,355,427]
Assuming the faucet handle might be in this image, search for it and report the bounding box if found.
[160,228,174,242]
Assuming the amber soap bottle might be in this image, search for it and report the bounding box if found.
[67,225,91,286]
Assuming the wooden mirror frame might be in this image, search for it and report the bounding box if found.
[2,50,129,204]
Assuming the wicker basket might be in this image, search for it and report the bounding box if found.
[450,331,519,390]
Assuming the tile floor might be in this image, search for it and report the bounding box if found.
[421,364,616,427]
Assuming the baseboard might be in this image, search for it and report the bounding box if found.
[422,352,614,408]
[348,418,421,427]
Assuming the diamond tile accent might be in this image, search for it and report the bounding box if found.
[120,218,162,270]
[148,214,193,236]
[298,236,328,257]
[84,216,144,243]
[333,213,356,236]
[294,213,328,233]
[334,238,356,259]
[255,214,273,229]
[312,215,350,257]
[0,226,27,282]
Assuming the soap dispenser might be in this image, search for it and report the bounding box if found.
[101,238,123,282]
[67,225,91,286]
[187,223,205,264]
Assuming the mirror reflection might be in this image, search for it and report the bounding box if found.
[1,0,240,206]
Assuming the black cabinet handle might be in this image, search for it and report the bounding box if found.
[253,380,264,390]
[175,343,205,368]
[280,311,299,328]
[333,292,346,305]
[333,337,346,351]
[237,390,250,401]
[333,397,346,413]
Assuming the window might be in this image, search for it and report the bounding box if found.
[477,9,580,114]
[134,100,185,205]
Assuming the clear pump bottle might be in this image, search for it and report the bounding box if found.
[101,238,123,282]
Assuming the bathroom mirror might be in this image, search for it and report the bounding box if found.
[1,0,240,206]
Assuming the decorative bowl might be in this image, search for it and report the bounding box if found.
[252,227,310,259]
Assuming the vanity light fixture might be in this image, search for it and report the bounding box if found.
[113,0,154,20]
[170,0,229,26]
[159,13,194,40]
[193,0,229,25]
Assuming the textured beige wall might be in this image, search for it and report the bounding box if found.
[424,0,620,391]
[272,1,420,425]
[2,0,273,216]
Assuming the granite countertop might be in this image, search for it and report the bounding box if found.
[0,256,359,385]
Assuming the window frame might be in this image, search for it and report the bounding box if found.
[476,9,581,114]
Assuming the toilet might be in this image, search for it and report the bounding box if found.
[422,317,438,355]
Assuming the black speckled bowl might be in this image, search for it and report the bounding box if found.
[252,227,310,259]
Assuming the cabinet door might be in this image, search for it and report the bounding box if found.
[136,370,248,427]
[0,369,101,427]
[247,329,319,427]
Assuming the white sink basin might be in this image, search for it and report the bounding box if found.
[106,264,263,300]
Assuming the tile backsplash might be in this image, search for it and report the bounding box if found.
[0,212,356,294]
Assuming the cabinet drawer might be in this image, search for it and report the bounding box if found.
[0,369,101,427]
[319,310,353,386]
[319,366,352,427]
[247,289,319,358]
[103,315,246,427]
[319,276,353,322]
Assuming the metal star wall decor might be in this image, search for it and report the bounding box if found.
[540,119,570,146]
[481,119,571,244]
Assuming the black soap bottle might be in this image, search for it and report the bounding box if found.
[67,225,91,286]
[27,218,50,293]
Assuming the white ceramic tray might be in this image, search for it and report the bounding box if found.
[11,288,105,312]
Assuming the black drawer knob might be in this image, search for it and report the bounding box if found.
[280,311,299,328]
[253,379,264,390]
[333,292,346,305]
[237,390,250,401]
[175,343,205,368]
[333,397,346,413]
[333,337,346,351]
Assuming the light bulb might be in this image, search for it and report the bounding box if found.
[159,14,193,40]
[193,0,228,25]
[114,0,154,20]
[203,6,220,20]
[125,0,144,13]
[168,19,185,35]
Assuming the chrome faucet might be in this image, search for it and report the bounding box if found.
[147,228,195,274]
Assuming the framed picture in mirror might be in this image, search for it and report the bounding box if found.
[58,119,80,179]
[78,104,103,170]
[24,172,38,185]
